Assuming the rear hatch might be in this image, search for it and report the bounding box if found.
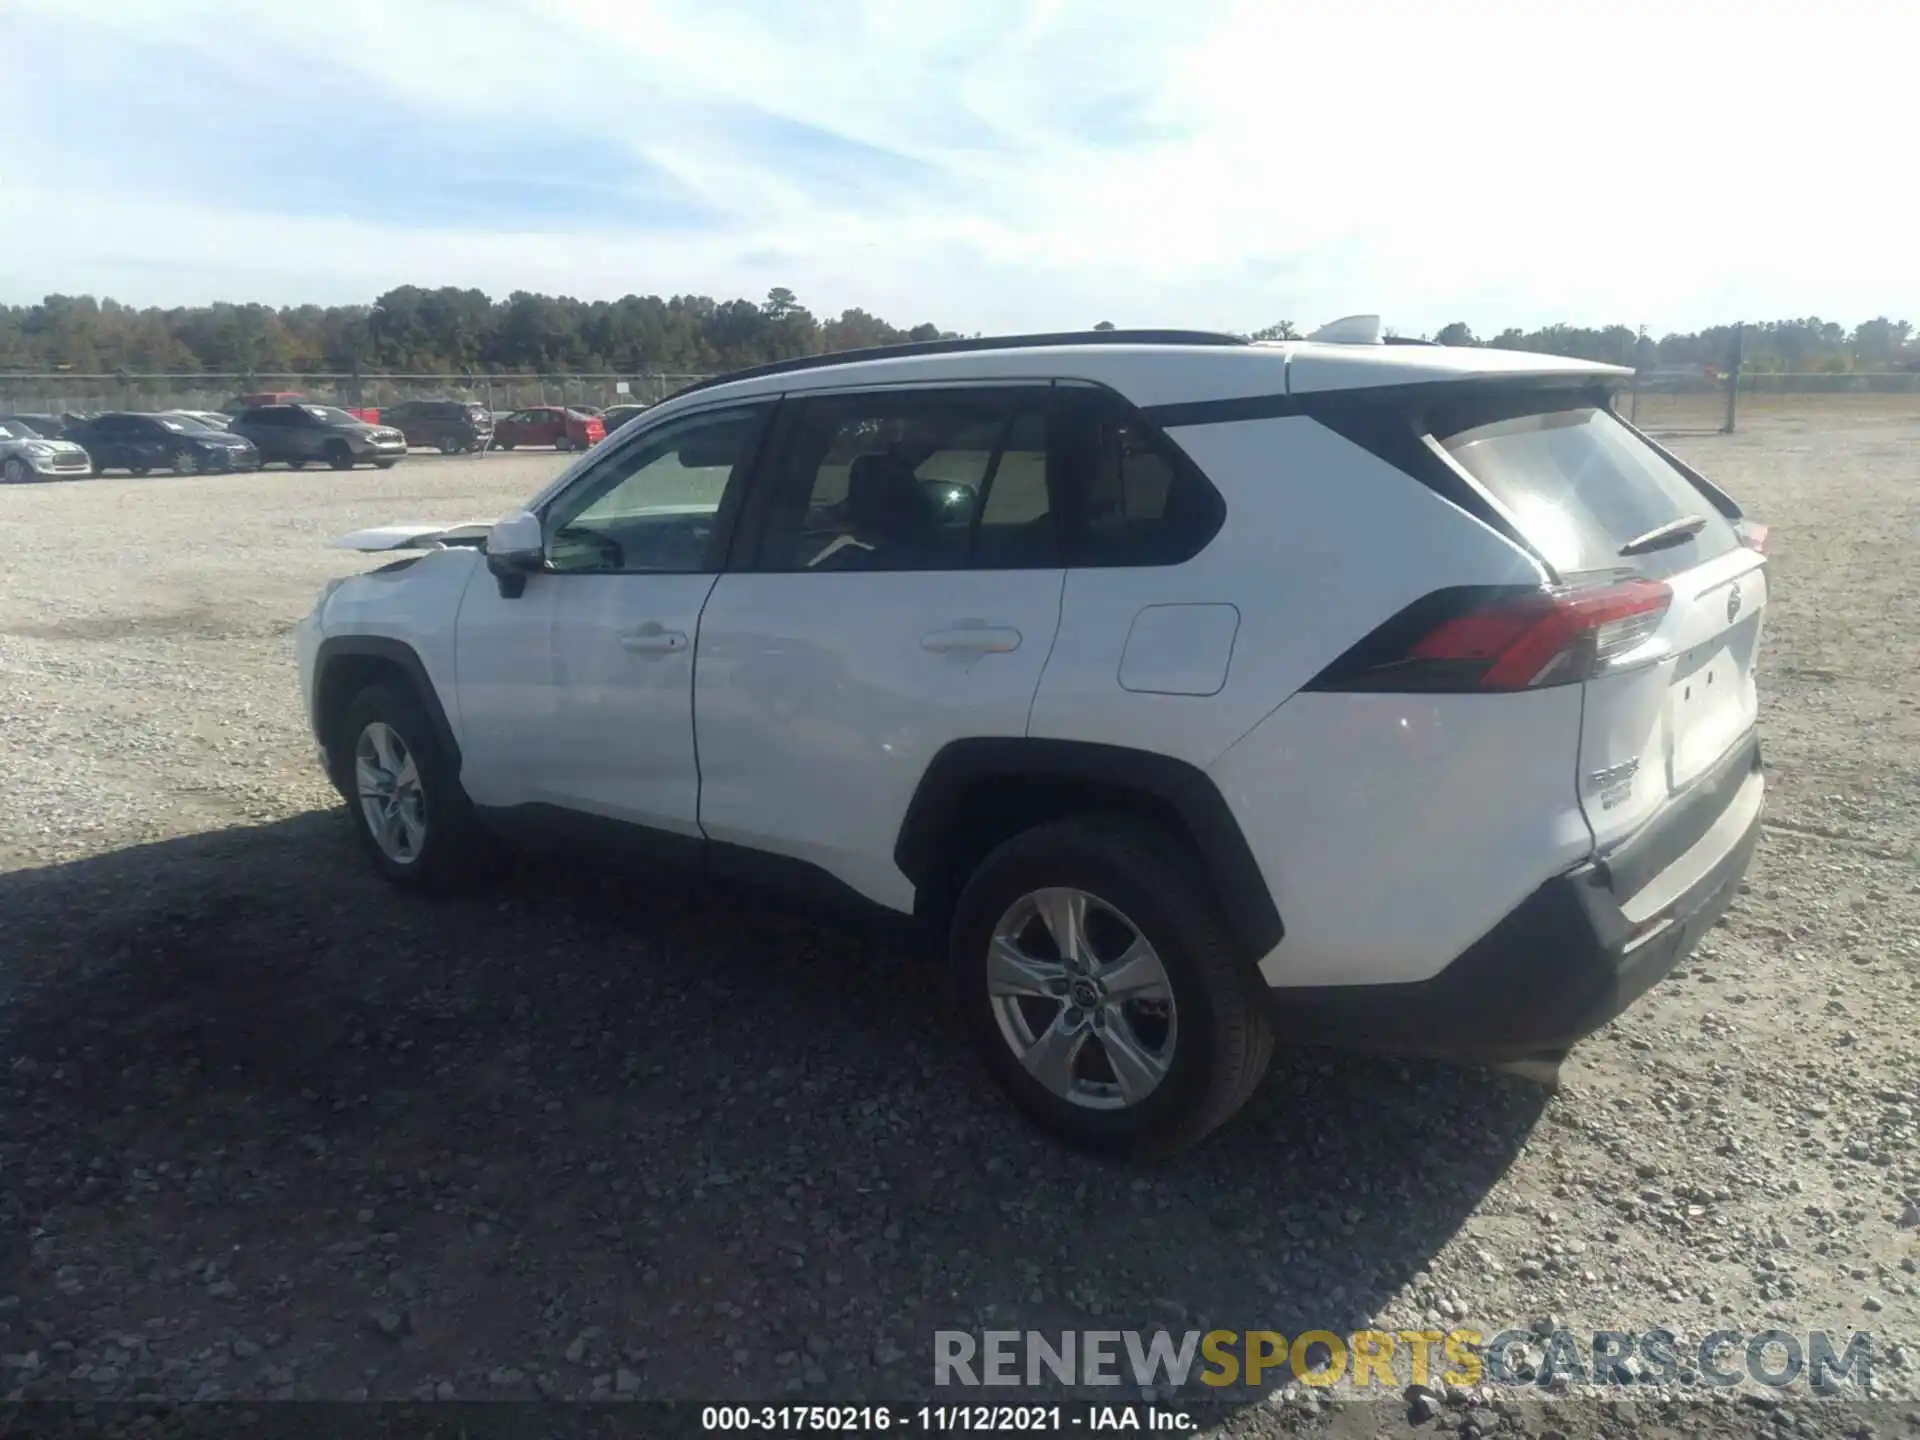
[1435,403,1767,857]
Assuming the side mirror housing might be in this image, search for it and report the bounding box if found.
[485,510,544,598]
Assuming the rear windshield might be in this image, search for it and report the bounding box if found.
[1438,406,1738,581]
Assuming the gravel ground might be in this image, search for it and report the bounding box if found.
[2,411,1917,1437]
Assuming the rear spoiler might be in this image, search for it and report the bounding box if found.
[330,521,495,552]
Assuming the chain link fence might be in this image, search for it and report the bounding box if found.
[1624,369,1920,435]
[3,367,1914,435]
[0,372,715,419]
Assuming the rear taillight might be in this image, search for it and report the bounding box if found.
[1309,579,1673,693]
[1735,520,1769,555]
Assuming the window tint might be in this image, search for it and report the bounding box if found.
[541,405,768,575]
[752,389,1057,572]
[1438,407,1738,581]
[1054,391,1224,567]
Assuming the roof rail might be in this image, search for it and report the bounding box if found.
[671,328,1248,398]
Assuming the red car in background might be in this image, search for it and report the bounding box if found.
[222,391,380,424]
[491,406,605,451]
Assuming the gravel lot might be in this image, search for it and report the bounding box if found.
[2,409,1917,1433]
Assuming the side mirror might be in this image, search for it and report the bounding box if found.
[485,510,545,599]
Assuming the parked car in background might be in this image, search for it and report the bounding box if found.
[162,409,233,430]
[490,406,605,451]
[64,412,261,475]
[381,399,494,454]
[0,413,72,439]
[601,403,649,434]
[228,404,408,470]
[0,418,93,482]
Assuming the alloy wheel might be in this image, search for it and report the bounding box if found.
[987,888,1179,1110]
[354,721,427,864]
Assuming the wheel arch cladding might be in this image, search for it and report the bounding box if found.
[313,636,462,782]
[894,737,1283,959]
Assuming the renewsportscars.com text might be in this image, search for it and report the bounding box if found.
[933,1328,1876,1393]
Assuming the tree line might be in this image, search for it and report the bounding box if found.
[1,286,1914,376]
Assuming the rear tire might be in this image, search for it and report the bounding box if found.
[326,441,355,471]
[495,438,514,451]
[374,458,399,469]
[334,682,490,893]
[948,816,1274,1159]
[129,465,151,477]
[555,436,573,452]
[287,458,306,471]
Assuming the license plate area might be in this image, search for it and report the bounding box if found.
[1667,611,1761,789]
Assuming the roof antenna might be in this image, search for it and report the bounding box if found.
[1306,314,1384,345]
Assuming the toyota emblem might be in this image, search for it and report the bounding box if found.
[1726,583,1742,624]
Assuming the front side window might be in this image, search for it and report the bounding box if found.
[541,404,769,575]
[751,388,1057,572]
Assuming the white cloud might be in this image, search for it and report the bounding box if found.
[2,0,1915,333]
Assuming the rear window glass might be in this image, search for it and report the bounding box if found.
[1438,407,1737,581]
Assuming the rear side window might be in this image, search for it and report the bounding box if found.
[1052,388,1224,567]
[1438,407,1738,581]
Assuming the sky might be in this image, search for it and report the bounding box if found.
[1,0,1914,337]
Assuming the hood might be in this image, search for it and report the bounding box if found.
[330,520,496,552]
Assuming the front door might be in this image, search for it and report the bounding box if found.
[452,401,773,835]
[693,383,1066,911]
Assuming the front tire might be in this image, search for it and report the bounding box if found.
[169,449,199,476]
[2,457,32,484]
[326,441,355,471]
[948,816,1274,1159]
[334,682,488,893]
[130,465,151,477]
[438,435,462,455]
[494,438,514,451]
[287,458,306,471]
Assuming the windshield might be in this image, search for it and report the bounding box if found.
[163,413,217,431]
[0,423,21,440]
[304,405,360,424]
[1438,406,1739,581]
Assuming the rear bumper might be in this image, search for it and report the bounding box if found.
[1264,737,1763,1061]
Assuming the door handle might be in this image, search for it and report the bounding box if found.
[921,625,1023,655]
[619,623,689,656]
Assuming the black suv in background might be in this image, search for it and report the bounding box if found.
[229,404,409,470]
[380,399,493,454]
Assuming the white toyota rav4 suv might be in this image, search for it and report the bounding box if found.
[296,325,1769,1156]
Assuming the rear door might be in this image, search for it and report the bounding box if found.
[1436,403,1766,851]
[235,407,289,461]
[692,383,1066,911]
